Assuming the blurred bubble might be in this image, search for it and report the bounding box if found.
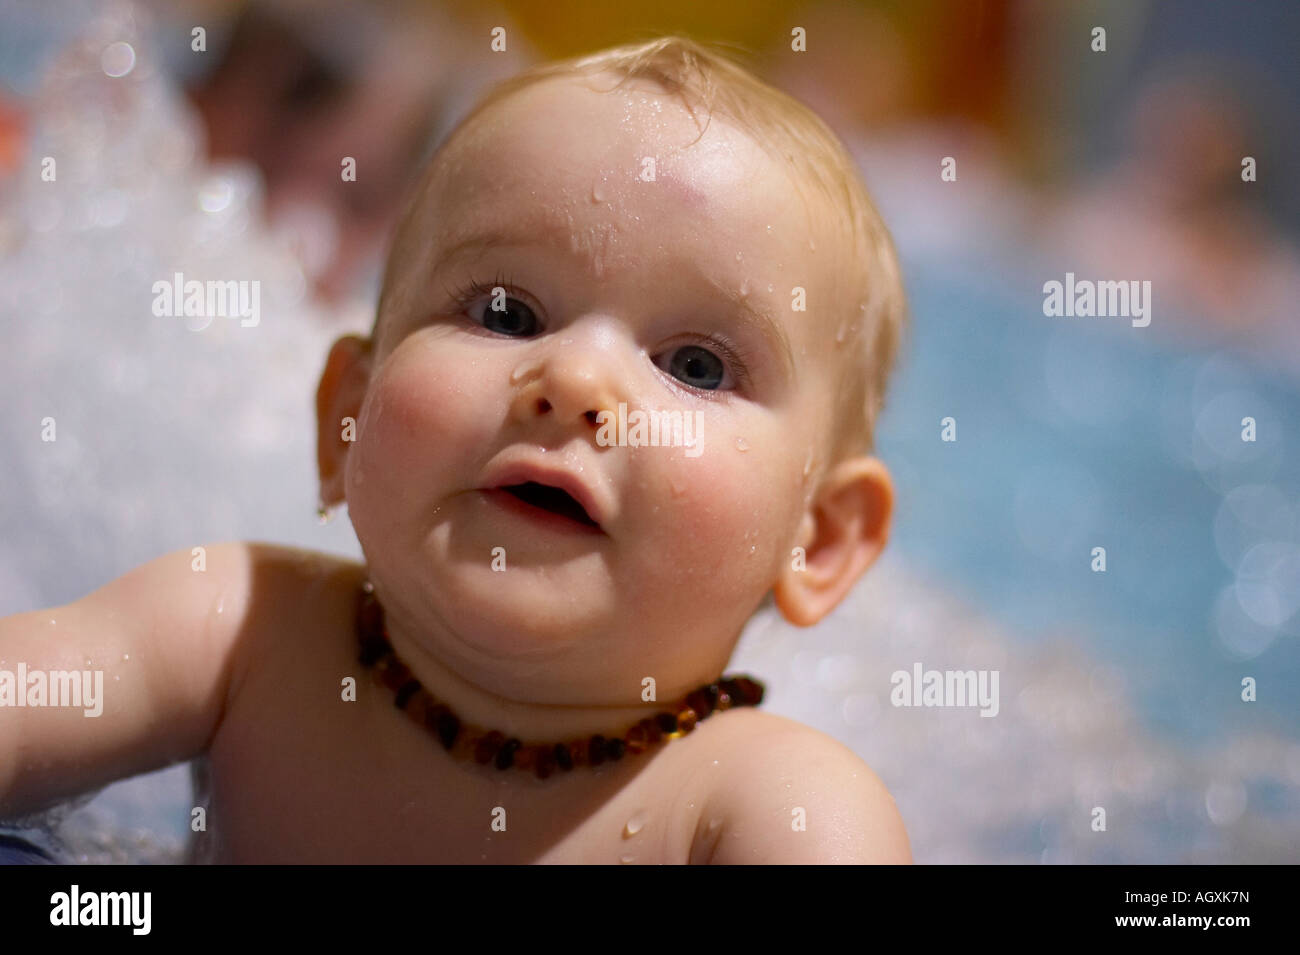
[198,178,234,214]
[1211,585,1277,659]
[100,41,135,78]
[1234,542,1300,628]
[1204,779,1247,826]
[1213,484,1294,571]
[1192,390,1280,493]
[841,693,879,727]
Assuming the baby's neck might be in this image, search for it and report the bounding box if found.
[379,609,678,745]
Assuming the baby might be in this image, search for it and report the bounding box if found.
[1,36,909,863]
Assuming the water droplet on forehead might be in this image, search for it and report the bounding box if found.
[735,437,749,452]
[591,181,606,203]
[738,278,750,298]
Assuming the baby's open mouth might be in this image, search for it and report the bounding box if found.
[498,482,601,529]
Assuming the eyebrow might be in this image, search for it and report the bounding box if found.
[430,229,797,379]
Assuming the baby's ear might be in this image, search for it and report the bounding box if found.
[771,456,893,627]
[315,335,372,505]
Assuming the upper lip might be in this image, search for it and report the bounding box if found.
[480,456,609,531]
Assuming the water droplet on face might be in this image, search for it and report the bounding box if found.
[619,853,635,864]
[735,251,743,262]
[765,224,773,233]
[623,811,648,838]
[738,278,750,298]
[803,450,814,477]
[669,476,686,497]
[706,817,722,832]
[592,181,606,203]
[735,437,750,452]
[766,283,773,293]
[121,653,130,662]
[835,322,847,343]
[215,597,225,615]
[808,237,816,252]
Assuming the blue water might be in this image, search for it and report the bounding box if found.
[877,254,1300,745]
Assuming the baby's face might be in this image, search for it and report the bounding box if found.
[341,74,851,700]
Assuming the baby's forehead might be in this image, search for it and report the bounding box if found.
[392,74,859,354]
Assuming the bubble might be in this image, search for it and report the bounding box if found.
[199,178,234,214]
[1234,542,1300,628]
[1211,585,1277,659]
[101,42,135,78]
[1213,485,1293,571]
[1204,779,1247,826]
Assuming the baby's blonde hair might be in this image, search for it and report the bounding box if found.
[380,35,906,458]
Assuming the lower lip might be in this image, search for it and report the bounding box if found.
[480,489,605,535]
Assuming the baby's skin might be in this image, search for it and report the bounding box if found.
[0,71,910,863]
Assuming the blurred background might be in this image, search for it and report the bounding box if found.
[0,0,1296,862]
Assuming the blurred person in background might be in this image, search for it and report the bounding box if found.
[179,0,533,303]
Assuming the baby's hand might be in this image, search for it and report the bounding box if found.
[0,541,258,819]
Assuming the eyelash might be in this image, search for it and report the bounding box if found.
[441,271,756,393]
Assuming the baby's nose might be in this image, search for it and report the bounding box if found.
[508,337,624,433]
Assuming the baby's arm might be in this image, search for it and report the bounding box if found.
[697,720,912,864]
[0,541,258,820]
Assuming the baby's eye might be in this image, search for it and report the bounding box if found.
[657,344,729,391]
[471,293,539,337]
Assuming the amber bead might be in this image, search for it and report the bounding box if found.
[624,724,648,754]
[554,743,574,771]
[393,679,421,710]
[588,735,607,766]
[606,738,626,760]
[730,676,763,706]
[655,712,678,735]
[432,708,460,751]
[404,689,431,725]
[475,730,505,764]
[640,717,663,744]
[568,739,587,766]
[534,746,556,779]
[378,660,412,692]
[685,688,714,720]
[515,745,536,771]
[495,738,521,769]
[673,705,698,736]
[714,689,733,712]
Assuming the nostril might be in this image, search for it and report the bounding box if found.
[584,410,599,426]
[536,397,552,414]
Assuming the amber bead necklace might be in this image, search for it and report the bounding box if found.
[356,580,765,780]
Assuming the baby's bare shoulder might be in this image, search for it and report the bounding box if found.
[697,708,911,864]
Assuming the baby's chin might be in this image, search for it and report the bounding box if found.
[424,552,620,658]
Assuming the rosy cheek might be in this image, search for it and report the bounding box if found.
[354,341,490,489]
[642,449,772,564]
